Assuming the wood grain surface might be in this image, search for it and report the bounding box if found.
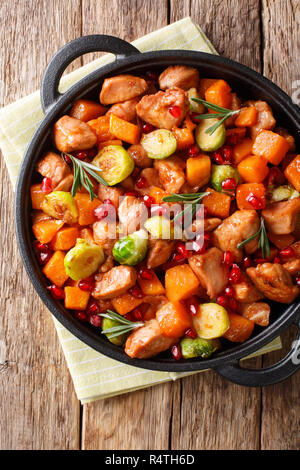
[0,0,299,450]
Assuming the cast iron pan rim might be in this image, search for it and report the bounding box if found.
[15,47,300,373]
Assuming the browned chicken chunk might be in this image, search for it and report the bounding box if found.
[233,275,264,303]
[283,259,300,276]
[246,263,299,303]
[245,100,276,139]
[134,168,162,195]
[146,239,175,269]
[158,65,199,91]
[36,152,73,190]
[93,220,118,255]
[53,115,97,153]
[92,265,137,299]
[238,302,271,327]
[118,195,148,235]
[188,247,229,298]
[125,319,177,359]
[275,127,296,151]
[128,144,153,168]
[100,74,148,105]
[98,182,124,208]
[212,210,260,262]
[262,198,300,235]
[154,156,185,194]
[106,97,139,122]
[136,88,189,130]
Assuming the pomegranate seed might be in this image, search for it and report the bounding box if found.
[255,257,268,264]
[75,311,88,322]
[37,251,52,265]
[136,176,149,189]
[188,145,199,157]
[211,151,225,165]
[125,190,140,198]
[246,193,265,210]
[47,284,65,300]
[222,146,233,164]
[189,112,200,124]
[85,148,98,159]
[142,122,154,133]
[173,253,185,262]
[78,277,94,292]
[266,167,285,187]
[243,256,253,269]
[72,150,88,160]
[228,264,242,284]
[41,177,52,193]
[295,276,300,287]
[228,297,238,312]
[185,298,199,316]
[161,254,186,270]
[132,308,143,321]
[145,71,158,82]
[224,285,235,297]
[279,247,295,261]
[102,198,113,205]
[171,344,182,361]
[63,154,72,165]
[175,242,189,259]
[274,256,281,264]
[185,328,197,339]
[34,241,49,252]
[89,314,102,327]
[86,301,100,315]
[223,251,234,266]
[222,178,237,190]
[138,267,154,280]
[151,205,168,217]
[94,203,115,221]
[216,295,228,308]
[168,106,182,118]
[129,285,144,299]
[143,194,155,208]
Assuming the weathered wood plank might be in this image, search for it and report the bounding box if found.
[0,0,81,450]
[81,0,170,451]
[261,0,300,450]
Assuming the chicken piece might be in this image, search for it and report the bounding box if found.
[36,152,73,190]
[134,168,162,195]
[125,319,177,359]
[53,115,97,153]
[188,218,221,235]
[154,156,185,194]
[225,93,241,128]
[100,75,148,105]
[291,241,300,257]
[238,302,271,327]
[212,210,260,262]
[142,295,168,321]
[246,263,299,303]
[283,259,300,276]
[146,239,175,269]
[136,88,189,130]
[262,198,300,235]
[128,144,153,168]
[106,97,139,122]
[245,100,276,139]
[118,195,148,235]
[188,247,229,298]
[97,255,114,274]
[93,220,118,255]
[120,176,135,191]
[92,265,137,299]
[98,182,124,208]
[93,298,114,312]
[275,127,296,151]
[158,65,199,91]
[233,275,264,303]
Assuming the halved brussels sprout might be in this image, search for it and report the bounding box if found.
[187,88,205,114]
[113,229,148,266]
[270,185,300,202]
[92,145,134,186]
[144,216,174,239]
[180,337,221,359]
[141,129,177,160]
[102,317,128,346]
[41,191,78,223]
[195,118,226,152]
[64,239,105,280]
[192,303,230,339]
[211,164,240,192]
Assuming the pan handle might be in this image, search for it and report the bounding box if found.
[214,315,300,387]
[41,35,140,113]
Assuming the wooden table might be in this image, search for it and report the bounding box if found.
[0,0,299,450]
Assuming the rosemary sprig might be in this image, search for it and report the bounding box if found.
[162,192,209,222]
[191,97,240,135]
[100,310,144,339]
[63,152,108,201]
[237,217,270,258]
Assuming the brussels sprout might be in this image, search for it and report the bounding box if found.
[195,118,226,152]
[270,185,300,202]
[113,229,148,265]
[102,317,128,346]
[211,164,240,192]
[187,88,205,114]
[64,239,105,280]
[192,303,230,339]
[141,129,177,160]
[92,145,134,186]
[41,191,78,223]
[144,216,174,239]
[180,337,221,359]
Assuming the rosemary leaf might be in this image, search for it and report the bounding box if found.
[162,192,209,223]
[237,217,270,257]
[100,310,144,339]
[190,97,240,135]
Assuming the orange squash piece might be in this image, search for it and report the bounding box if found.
[223,312,255,343]
[186,154,211,187]
[183,114,197,131]
[226,127,246,143]
[202,188,231,219]
[98,139,122,150]
[165,264,200,302]
[50,227,79,251]
[284,154,300,192]
[237,155,269,183]
[232,138,253,165]
[112,293,144,315]
[235,106,258,127]
[149,186,170,204]
[236,183,266,210]
[205,79,232,111]
[79,227,95,244]
[156,301,191,338]
[74,193,101,225]
[70,99,106,122]
[199,78,218,98]
[172,127,194,150]
[109,114,140,145]
[252,130,290,165]
[137,271,165,296]
[87,115,115,143]
[33,219,64,244]
[31,183,46,210]
[64,286,90,310]
[43,251,68,287]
